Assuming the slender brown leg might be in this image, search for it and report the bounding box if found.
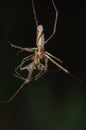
[0,80,29,104]
[45,0,58,44]
[32,0,39,28]
[45,51,63,63]
[44,53,69,74]
[35,70,47,80]
[10,43,36,52]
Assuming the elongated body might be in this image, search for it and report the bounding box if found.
[36,25,45,47]
[33,25,46,64]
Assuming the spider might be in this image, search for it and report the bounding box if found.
[0,0,84,103]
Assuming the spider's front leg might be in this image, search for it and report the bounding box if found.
[10,43,37,52]
[44,0,58,44]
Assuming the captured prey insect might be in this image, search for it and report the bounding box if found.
[0,0,85,104]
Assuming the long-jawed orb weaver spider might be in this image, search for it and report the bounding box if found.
[0,0,85,104]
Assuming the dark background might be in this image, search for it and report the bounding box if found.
[0,0,86,130]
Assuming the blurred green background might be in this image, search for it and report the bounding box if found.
[0,0,86,130]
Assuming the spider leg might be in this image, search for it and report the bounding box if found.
[44,53,69,74]
[35,70,42,78]
[15,64,22,76]
[14,57,31,77]
[19,55,34,71]
[34,70,47,80]
[45,54,86,85]
[0,62,36,103]
[10,43,36,52]
[0,79,30,104]
[13,54,34,81]
[16,50,24,55]
[21,54,34,65]
[13,73,26,81]
[15,54,34,74]
[45,0,58,44]
[45,51,63,63]
[5,34,36,53]
[32,0,38,28]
